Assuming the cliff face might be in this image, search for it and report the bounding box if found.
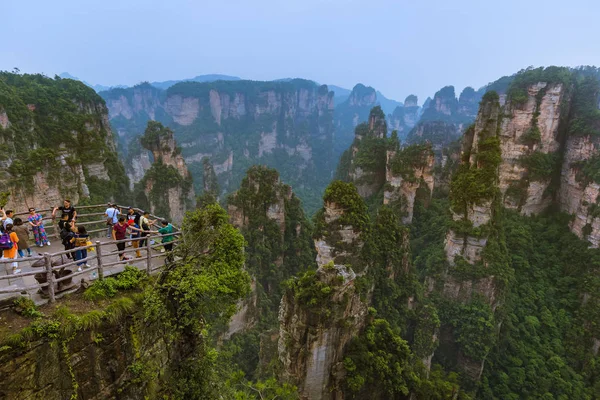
[0,298,187,400]
[388,94,420,141]
[226,166,315,338]
[556,76,600,246]
[279,182,370,399]
[384,143,435,224]
[499,82,568,214]
[435,92,504,380]
[407,86,482,150]
[333,84,378,161]
[102,79,334,213]
[278,264,369,400]
[0,73,130,209]
[444,93,502,267]
[335,106,389,199]
[136,121,194,223]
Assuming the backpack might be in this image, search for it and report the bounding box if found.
[0,232,13,250]
[60,229,74,246]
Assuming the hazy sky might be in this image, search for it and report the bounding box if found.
[3,0,600,102]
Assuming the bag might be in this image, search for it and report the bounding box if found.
[0,232,13,250]
[86,240,95,252]
[61,230,74,246]
[106,208,116,226]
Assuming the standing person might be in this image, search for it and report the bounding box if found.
[112,217,130,262]
[2,224,20,274]
[12,218,32,258]
[104,203,120,238]
[157,220,175,263]
[60,219,76,260]
[27,207,50,246]
[70,226,90,272]
[126,207,140,225]
[138,211,155,249]
[52,199,77,222]
[128,219,143,258]
[1,209,14,232]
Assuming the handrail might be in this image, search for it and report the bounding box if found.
[2,203,182,303]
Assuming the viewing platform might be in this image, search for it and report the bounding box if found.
[0,204,179,306]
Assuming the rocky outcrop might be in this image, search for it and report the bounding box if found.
[342,106,388,198]
[127,150,153,188]
[444,93,502,266]
[226,166,314,337]
[0,300,179,399]
[278,182,370,399]
[333,84,378,161]
[388,95,420,141]
[103,80,335,213]
[138,121,194,223]
[0,73,130,210]
[278,264,369,400]
[384,143,435,224]
[499,83,567,214]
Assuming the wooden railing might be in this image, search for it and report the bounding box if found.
[13,204,170,237]
[2,204,180,302]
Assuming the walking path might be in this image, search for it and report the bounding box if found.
[0,205,175,306]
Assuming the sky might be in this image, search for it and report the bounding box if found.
[3,0,600,103]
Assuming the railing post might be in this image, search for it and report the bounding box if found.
[146,235,152,275]
[44,253,56,303]
[95,241,104,280]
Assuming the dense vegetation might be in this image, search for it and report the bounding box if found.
[134,121,194,219]
[104,79,334,215]
[0,72,130,203]
[223,166,316,381]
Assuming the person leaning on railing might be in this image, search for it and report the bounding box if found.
[52,199,77,222]
[126,218,143,258]
[138,211,155,249]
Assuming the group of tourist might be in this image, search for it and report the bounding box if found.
[0,199,175,275]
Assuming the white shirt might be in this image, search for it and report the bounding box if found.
[105,208,119,224]
[3,217,13,228]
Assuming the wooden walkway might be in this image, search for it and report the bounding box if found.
[0,205,177,306]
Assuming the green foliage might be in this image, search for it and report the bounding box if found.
[368,206,418,331]
[389,143,433,182]
[13,297,43,318]
[441,299,496,361]
[286,267,334,316]
[519,151,560,181]
[0,72,131,202]
[343,319,417,398]
[83,266,147,301]
[143,203,250,334]
[479,212,600,399]
[353,134,387,173]
[450,136,501,212]
[568,75,600,136]
[315,180,370,235]
[575,153,600,185]
[507,66,572,106]
[228,166,315,307]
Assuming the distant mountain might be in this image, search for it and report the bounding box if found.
[376,90,403,115]
[58,72,127,92]
[149,74,241,90]
[328,85,352,105]
[59,72,241,93]
[327,84,402,114]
